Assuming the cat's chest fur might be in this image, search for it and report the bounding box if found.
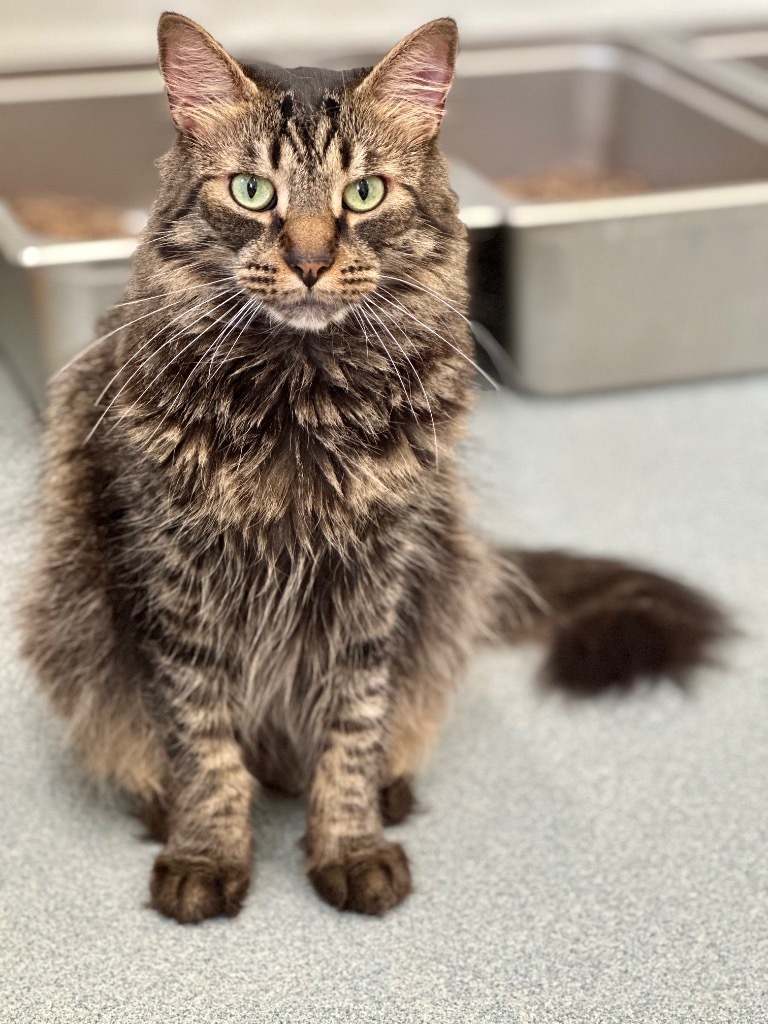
[113,454,415,764]
[110,330,440,546]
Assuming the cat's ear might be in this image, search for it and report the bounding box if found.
[359,19,458,143]
[157,13,255,136]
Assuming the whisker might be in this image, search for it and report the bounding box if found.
[360,302,414,407]
[136,294,247,452]
[92,285,234,406]
[204,297,260,383]
[84,290,238,445]
[111,275,233,309]
[163,293,247,415]
[55,285,228,383]
[356,305,416,422]
[218,300,263,370]
[376,285,499,392]
[114,290,242,418]
[363,295,439,469]
[349,306,372,363]
[379,274,471,325]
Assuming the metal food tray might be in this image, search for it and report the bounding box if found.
[0,68,169,408]
[639,27,768,116]
[440,41,768,393]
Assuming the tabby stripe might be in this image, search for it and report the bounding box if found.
[340,787,366,799]
[400,182,454,237]
[338,763,369,777]
[270,136,282,170]
[336,801,369,817]
[149,624,220,670]
[321,95,341,157]
[339,137,352,172]
[284,119,318,164]
[299,120,321,163]
[344,637,390,669]
[323,95,341,133]
[335,740,385,758]
[208,804,248,826]
[332,718,380,734]
[154,180,201,225]
[153,236,192,263]
[174,180,204,223]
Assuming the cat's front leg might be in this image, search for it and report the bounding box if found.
[305,651,412,915]
[143,660,255,924]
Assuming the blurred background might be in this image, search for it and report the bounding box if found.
[1,0,768,70]
[2,0,768,404]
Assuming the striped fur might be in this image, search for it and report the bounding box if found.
[20,15,726,922]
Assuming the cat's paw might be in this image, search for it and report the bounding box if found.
[308,841,412,915]
[379,777,415,826]
[149,853,250,923]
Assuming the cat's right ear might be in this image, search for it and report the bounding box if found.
[157,13,255,137]
[358,19,459,144]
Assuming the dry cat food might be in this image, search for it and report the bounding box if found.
[10,196,144,240]
[497,166,650,201]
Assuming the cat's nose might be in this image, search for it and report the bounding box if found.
[287,255,333,290]
[280,213,338,289]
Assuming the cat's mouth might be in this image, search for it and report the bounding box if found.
[267,294,352,332]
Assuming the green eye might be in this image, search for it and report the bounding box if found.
[230,174,276,211]
[342,176,386,213]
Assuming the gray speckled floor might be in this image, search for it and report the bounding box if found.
[1,362,766,1024]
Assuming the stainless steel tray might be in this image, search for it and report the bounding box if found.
[639,28,768,115]
[0,68,170,407]
[441,41,768,393]
[689,26,768,72]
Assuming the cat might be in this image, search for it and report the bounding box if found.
[20,13,726,924]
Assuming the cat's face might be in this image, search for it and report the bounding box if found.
[152,15,462,333]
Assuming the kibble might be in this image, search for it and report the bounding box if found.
[497,166,650,202]
[10,196,142,241]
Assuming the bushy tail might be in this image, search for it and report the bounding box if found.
[492,548,729,694]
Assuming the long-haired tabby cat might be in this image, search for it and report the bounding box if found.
[21,13,725,923]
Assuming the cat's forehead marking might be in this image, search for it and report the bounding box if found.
[260,86,362,180]
[245,62,371,109]
[227,60,387,200]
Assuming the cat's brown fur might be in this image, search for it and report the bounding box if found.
[20,14,726,923]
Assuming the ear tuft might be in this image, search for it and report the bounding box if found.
[157,13,253,136]
[361,19,458,143]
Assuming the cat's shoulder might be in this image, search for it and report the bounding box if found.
[44,335,119,448]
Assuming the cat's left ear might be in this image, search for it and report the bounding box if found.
[157,13,256,137]
[358,19,458,143]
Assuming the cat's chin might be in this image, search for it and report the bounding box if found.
[266,300,351,333]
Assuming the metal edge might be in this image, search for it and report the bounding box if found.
[688,28,768,62]
[634,33,768,116]
[0,202,138,267]
[453,39,768,225]
[460,206,506,229]
[0,66,163,105]
[507,181,768,227]
[455,41,621,78]
[454,38,768,143]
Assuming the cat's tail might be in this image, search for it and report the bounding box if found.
[489,548,730,693]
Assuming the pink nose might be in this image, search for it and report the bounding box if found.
[288,256,332,289]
